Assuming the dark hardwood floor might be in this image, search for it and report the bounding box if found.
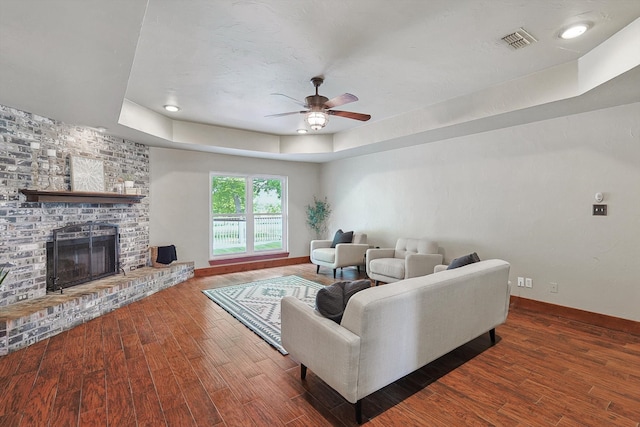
[1,264,638,426]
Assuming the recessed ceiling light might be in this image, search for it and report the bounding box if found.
[96,126,107,133]
[560,23,590,40]
[297,129,308,134]
[164,105,180,112]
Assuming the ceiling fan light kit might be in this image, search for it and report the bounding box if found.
[267,76,371,132]
[306,111,328,130]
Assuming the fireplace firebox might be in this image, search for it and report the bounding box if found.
[46,222,120,292]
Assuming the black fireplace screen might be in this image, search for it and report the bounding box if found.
[46,222,119,292]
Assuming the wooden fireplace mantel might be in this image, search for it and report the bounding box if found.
[20,189,145,204]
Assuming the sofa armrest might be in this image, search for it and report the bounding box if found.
[366,248,395,262]
[434,264,448,273]
[335,243,369,265]
[405,253,444,278]
[281,296,361,403]
[310,239,332,252]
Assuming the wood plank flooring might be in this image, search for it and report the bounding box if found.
[1,264,638,426]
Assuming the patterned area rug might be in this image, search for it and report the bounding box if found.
[202,275,324,354]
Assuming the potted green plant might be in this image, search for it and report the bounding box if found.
[306,196,332,239]
[122,174,135,188]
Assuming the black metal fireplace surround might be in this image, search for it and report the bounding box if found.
[46,222,120,293]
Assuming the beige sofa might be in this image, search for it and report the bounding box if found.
[281,259,511,423]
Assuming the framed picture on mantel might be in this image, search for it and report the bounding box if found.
[70,156,105,192]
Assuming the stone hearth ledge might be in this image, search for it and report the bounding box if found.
[0,262,194,356]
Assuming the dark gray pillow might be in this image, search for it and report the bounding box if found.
[330,229,354,248]
[315,280,371,323]
[447,252,481,270]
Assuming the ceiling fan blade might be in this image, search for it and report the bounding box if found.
[327,110,371,121]
[324,93,358,109]
[264,111,306,118]
[270,93,307,108]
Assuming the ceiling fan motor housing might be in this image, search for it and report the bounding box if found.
[306,95,329,109]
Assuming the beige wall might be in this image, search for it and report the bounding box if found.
[149,148,321,269]
[321,102,640,322]
[148,102,639,321]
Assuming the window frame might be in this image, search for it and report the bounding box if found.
[209,172,288,261]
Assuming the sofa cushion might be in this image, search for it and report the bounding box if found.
[394,238,438,259]
[315,280,371,323]
[447,252,481,269]
[331,229,354,248]
[369,258,405,279]
[352,233,368,245]
[313,248,336,263]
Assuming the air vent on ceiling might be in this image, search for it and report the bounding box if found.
[501,28,538,49]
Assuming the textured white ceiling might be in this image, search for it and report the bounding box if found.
[1,0,639,161]
[126,0,639,134]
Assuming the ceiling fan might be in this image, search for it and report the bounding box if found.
[267,76,371,130]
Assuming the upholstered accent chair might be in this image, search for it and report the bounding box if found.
[311,232,368,278]
[366,238,442,286]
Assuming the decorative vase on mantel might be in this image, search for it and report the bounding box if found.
[44,149,58,191]
[29,142,40,190]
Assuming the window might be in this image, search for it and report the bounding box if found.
[210,173,287,259]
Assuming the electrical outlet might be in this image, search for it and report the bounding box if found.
[593,204,607,216]
[550,282,558,293]
[517,277,524,287]
[525,278,532,288]
[17,294,28,301]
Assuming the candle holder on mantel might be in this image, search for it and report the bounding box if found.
[44,149,58,191]
[29,142,41,190]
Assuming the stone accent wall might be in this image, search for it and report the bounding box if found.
[0,104,151,308]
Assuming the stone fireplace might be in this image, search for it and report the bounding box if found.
[0,104,196,357]
[0,104,151,308]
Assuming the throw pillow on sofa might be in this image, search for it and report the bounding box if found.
[315,279,371,323]
[330,229,354,248]
[447,252,481,269]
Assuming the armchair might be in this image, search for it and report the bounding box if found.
[311,232,368,278]
[366,238,442,286]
